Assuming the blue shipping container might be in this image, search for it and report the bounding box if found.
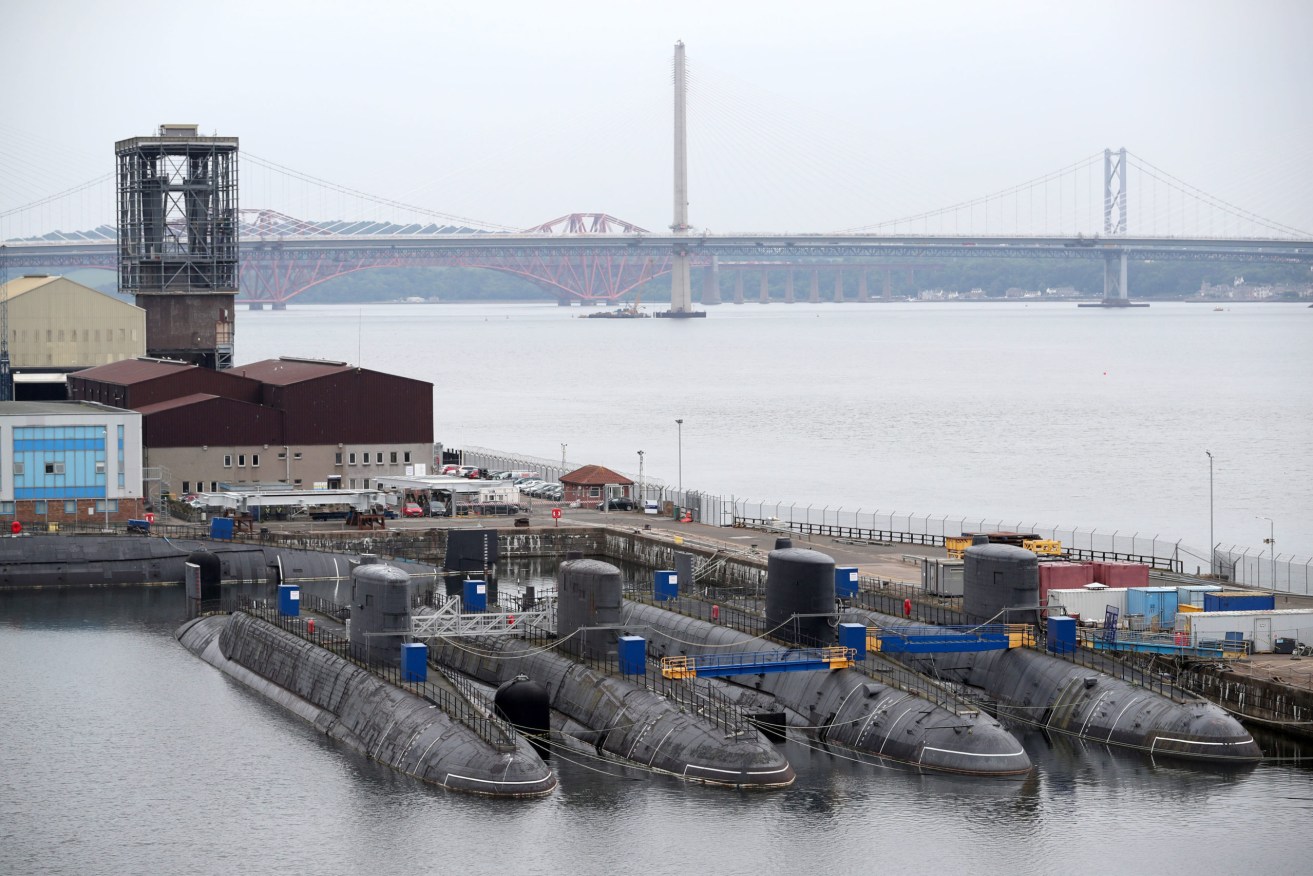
[838,622,866,661]
[654,570,678,602]
[463,579,487,612]
[1048,615,1077,655]
[618,636,646,675]
[401,643,427,683]
[1203,592,1275,612]
[278,584,300,617]
[835,567,859,599]
[209,517,234,540]
[1126,587,1178,626]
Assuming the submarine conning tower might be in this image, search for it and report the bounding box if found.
[963,543,1040,626]
[557,557,623,661]
[350,558,412,665]
[765,546,836,646]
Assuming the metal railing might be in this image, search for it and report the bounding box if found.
[511,624,752,735]
[624,589,981,716]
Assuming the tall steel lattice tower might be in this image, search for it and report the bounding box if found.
[116,124,238,369]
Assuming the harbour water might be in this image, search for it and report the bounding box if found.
[237,300,1312,561]
[4,300,1312,874]
[3,582,1312,876]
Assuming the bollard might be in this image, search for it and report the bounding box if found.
[307,618,315,634]
[711,605,720,622]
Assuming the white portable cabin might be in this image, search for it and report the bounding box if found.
[1176,584,1223,607]
[1181,609,1313,653]
[1046,587,1128,623]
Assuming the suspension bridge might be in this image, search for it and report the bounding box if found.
[3,46,1311,307]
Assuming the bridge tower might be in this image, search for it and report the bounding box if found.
[1101,147,1132,304]
[115,124,239,368]
[658,41,704,318]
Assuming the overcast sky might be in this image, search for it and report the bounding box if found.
[3,0,1311,237]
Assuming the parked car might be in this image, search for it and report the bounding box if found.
[440,464,461,475]
[402,502,425,518]
[597,497,637,511]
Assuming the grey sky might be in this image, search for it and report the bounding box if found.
[4,0,1311,237]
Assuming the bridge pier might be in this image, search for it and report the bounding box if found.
[784,271,795,304]
[733,271,744,304]
[858,270,869,302]
[248,302,264,311]
[702,255,722,305]
[1083,249,1146,307]
[883,270,893,301]
[272,302,287,311]
[833,270,844,303]
[808,270,820,303]
[759,271,770,304]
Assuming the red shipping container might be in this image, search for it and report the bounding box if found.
[1101,561,1149,589]
[1039,562,1096,606]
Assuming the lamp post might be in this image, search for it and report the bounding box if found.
[560,443,567,475]
[675,419,683,495]
[1257,515,1275,589]
[1205,450,1214,575]
[637,450,645,502]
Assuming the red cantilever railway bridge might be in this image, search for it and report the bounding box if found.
[3,209,1309,307]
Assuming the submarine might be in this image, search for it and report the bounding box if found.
[177,558,556,797]
[426,557,796,788]
[621,545,1034,777]
[841,542,1261,763]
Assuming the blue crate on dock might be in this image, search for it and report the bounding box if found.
[209,517,234,540]
[618,636,646,675]
[277,584,300,617]
[835,566,859,599]
[654,570,678,602]
[401,643,427,683]
[462,579,487,612]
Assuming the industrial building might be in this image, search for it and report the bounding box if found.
[0,275,146,399]
[69,356,433,502]
[0,400,145,526]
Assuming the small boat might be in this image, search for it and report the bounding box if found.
[1213,307,1224,312]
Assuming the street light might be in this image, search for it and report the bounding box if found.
[1205,450,1214,575]
[637,450,645,502]
[675,419,683,494]
[1257,516,1275,589]
[560,443,567,473]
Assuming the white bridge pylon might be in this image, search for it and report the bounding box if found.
[410,595,556,639]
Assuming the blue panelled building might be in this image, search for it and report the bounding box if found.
[0,401,145,528]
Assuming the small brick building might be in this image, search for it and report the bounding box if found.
[560,464,634,505]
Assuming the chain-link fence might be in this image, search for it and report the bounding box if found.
[455,448,1310,595]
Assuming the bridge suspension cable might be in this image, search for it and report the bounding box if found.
[240,152,517,232]
[1124,151,1310,239]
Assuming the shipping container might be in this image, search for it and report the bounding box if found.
[1045,587,1128,624]
[1093,560,1150,589]
[1039,562,1094,606]
[1181,609,1313,654]
[1176,585,1223,607]
[1126,587,1179,629]
[921,558,964,597]
[1203,591,1276,613]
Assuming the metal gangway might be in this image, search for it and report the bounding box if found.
[870,624,1035,654]
[660,646,856,680]
[410,594,556,639]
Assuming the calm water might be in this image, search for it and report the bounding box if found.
[3,585,1312,876]
[237,300,1312,560]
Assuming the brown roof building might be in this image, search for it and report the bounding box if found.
[68,356,434,501]
[560,464,634,504]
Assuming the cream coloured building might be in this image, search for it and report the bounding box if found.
[3,275,146,378]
